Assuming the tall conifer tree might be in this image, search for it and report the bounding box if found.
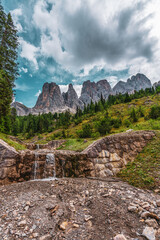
[0,1,19,133]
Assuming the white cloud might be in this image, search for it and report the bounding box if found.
[73,85,82,97]
[15,82,30,91]
[30,0,160,82]
[59,85,68,94]
[11,8,23,32]
[21,67,28,73]
[59,84,82,97]
[19,38,39,70]
[35,90,41,97]
[107,76,119,87]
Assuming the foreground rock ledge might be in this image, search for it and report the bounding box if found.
[0,178,160,239]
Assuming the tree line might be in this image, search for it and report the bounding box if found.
[0,1,19,133]
[10,86,160,139]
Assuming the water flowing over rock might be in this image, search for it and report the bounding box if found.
[33,144,40,180]
[43,153,56,178]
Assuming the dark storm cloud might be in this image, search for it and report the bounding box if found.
[61,1,156,66]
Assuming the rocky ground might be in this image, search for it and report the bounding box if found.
[0,178,160,240]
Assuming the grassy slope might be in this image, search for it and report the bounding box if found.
[118,131,160,190]
[24,94,160,150]
[1,94,160,152]
[0,133,26,151]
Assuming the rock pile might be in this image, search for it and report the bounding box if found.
[0,178,160,239]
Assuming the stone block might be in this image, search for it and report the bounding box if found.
[105,163,113,170]
[95,164,105,171]
[4,159,16,167]
[97,158,109,164]
[0,168,8,179]
[109,153,121,162]
[112,167,121,175]
[110,161,123,168]
[105,169,113,176]
[99,150,110,158]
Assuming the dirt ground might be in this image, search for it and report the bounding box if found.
[0,177,160,240]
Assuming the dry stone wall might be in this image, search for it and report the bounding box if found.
[26,140,65,150]
[0,131,156,185]
[82,130,155,178]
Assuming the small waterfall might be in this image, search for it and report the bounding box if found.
[33,144,39,180]
[43,153,56,178]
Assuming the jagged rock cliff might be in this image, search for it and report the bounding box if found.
[80,79,112,105]
[13,73,153,116]
[11,102,31,116]
[153,81,160,89]
[113,73,152,94]
[62,84,84,109]
[33,82,65,113]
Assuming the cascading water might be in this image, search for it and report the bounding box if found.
[33,144,39,180]
[43,153,56,179]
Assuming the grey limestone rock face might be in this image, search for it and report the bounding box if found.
[113,73,152,94]
[12,73,152,116]
[62,83,84,109]
[80,79,112,105]
[153,80,160,89]
[11,102,31,116]
[34,82,65,112]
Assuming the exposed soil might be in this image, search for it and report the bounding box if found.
[0,178,160,240]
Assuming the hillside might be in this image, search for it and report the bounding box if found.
[19,92,160,150]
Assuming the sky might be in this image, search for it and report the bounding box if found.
[2,0,160,107]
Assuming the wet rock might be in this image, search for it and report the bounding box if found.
[156,200,160,207]
[142,226,156,240]
[33,232,39,238]
[85,215,93,221]
[128,204,138,213]
[113,234,127,240]
[73,224,79,228]
[39,234,51,240]
[18,220,27,226]
[141,212,160,221]
[145,219,158,228]
[59,221,68,231]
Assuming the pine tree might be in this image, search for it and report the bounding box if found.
[0,70,12,132]
[0,2,6,44]
[0,12,19,85]
[0,2,19,133]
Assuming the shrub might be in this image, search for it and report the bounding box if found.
[76,123,92,138]
[91,132,100,139]
[149,105,160,119]
[95,119,112,135]
[123,119,131,127]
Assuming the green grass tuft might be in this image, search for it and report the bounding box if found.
[57,138,94,152]
[0,133,26,151]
